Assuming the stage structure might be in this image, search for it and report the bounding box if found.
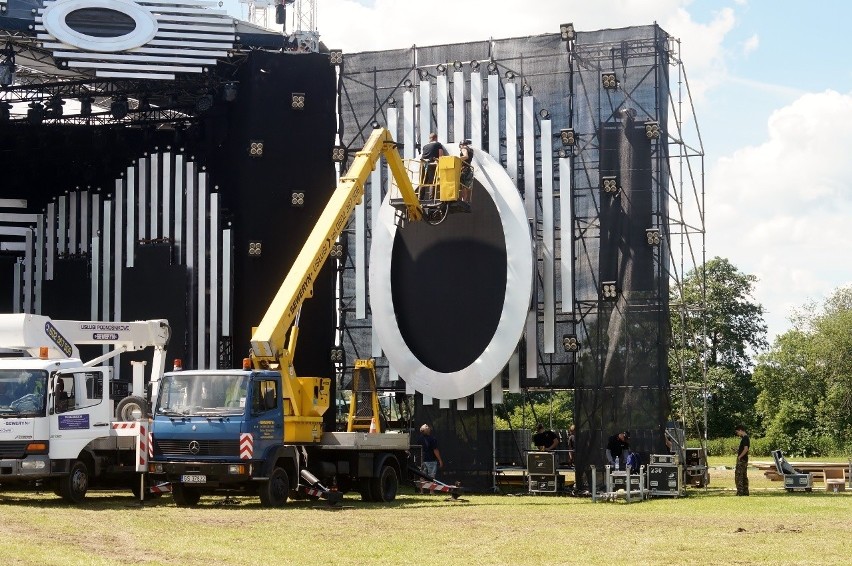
[0,0,344,428]
[336,24,706,491]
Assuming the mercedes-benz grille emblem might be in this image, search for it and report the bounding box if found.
[188,440,200,455]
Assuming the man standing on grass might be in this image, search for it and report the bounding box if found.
[734,424,750,496]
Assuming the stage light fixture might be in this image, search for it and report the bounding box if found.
[601,72,618,89]
[329,241,345,259]
[560,128,576,146]
[328,50,343,65]
[110,97,128,120]
[222,82,238,102]
[522,82,532,95]
[562,334,580,352]
[329,346,344,363]
[560,23,576,42]
[290,190,305,207]
[557,148,569,159]
[248,140,264,157]
[27,102,44,125]
[403,78,413,88]
[436,63,446,75]
[417,68,429,81]
[387,96,396,106]
[601,281,618,301]
[371,120,381,129]
[470,60,480,71]
[504,70,515,79]
[0,101,11,121]
[646,228,661,246]
[601,176,619,195]
[452,60,463,70]
[487,61,498,74]
[79,96,93,117]
[645,121,661,140]
[248,241,262,256]
[47,97,65,118]
[195,93,214,113]
[539,108,550,119]
[331,145,347,162]
[291,92,305,110]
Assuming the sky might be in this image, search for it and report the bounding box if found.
[225,0,852,343]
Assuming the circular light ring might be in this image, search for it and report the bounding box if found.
[42,0,158,53]
[370,149,533,400]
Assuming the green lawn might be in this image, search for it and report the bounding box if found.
[1,463,850,565]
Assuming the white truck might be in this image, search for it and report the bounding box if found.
[0,313,170,502]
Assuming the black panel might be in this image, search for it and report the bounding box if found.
[390,180,506,373]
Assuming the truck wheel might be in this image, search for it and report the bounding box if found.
[259,467,289,507]
[116,396,148,421]
[369,464,399,503]
[172,484,201,507]
[59,460,89,504]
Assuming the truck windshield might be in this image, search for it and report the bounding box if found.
[156,373,248,417]
[0,370,48,417]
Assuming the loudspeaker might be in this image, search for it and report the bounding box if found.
[527,451,555,475]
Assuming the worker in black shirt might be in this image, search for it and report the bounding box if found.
[533,423,559,451]
[734,424,750,496]
[419,133,446,198]
[606,430,630,470]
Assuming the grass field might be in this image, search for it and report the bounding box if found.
[1,459,850,566]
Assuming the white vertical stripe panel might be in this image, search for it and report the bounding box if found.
[522,96,536,220]
[114,179,123,321]
[12,261,21,313]
[457,396,467,410]
[541,119,555,354]
[388,367,398,382]
[209,191,218,369]
[436,74,448,143]
[560,157,574,313]
[35,216,44,314]
[440,398,450,409]
[488,74,500,160]
[102,200,111,321]
[151,153,160,238]
[422,394,432,405]
[185,160,195,271]
[505,82,518,184]
[490,375,503,404]
[92,193,100,318]
[80,190,89,253]
[453,70,465,143]
[91,193,99,246]
[372,326,382,359]
[419,80,431,148]
[23,230,33,313]
[197,171,207,368]
[355,170,372,319]
[163,152,172,239]
[175,154,185,263]
[69,192,77,254]
[473,388,485,409]
[91,235,100,320]
[138,157,147,240]
[58,195,66,255]
[405,377,414,394]
[470,72,482,149]
[526,311,536,381]
[126,167,135,268]
[46,203,55,280]
[222,228,231,336]
[403,90,415,160]
[509,350,520,392]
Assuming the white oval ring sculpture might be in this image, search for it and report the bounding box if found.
[370,149,533,400]
[42,0,159,53]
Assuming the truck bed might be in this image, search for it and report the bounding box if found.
[317,432,410,450]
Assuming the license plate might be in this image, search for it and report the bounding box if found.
[181,474,206,484]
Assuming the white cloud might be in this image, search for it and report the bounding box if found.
[742,33,759,55]
[707,90,852,339]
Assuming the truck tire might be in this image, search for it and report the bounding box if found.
[116,396,148,421]
[59,460,89,504]
[369,464,399,503]
[172,484,201,507]
[259,467,289,507]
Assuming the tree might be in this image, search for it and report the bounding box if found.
[669,257,767,438]
[494,390,574,431]
[754,286,852,455]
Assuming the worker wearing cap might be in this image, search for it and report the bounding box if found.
[606,430,630,470]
